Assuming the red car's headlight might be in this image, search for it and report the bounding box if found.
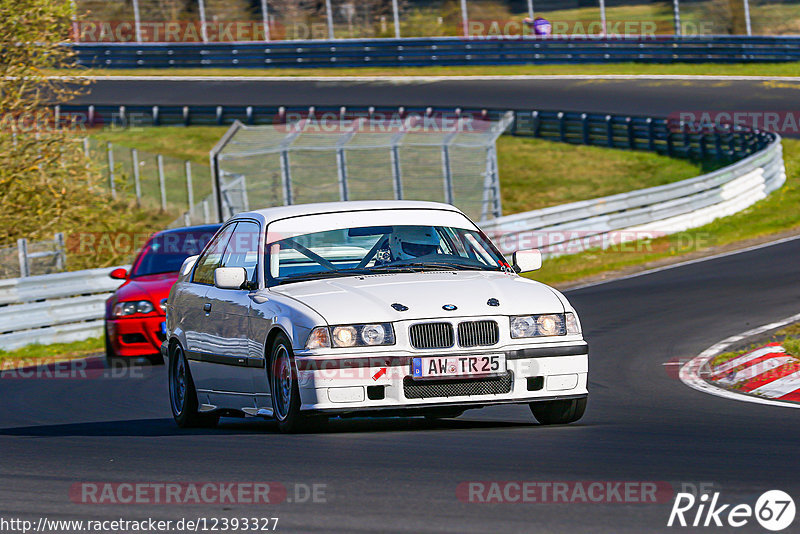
[113,300,155,317]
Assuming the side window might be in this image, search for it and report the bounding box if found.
[191,224,236,285]
[220,221,261,283]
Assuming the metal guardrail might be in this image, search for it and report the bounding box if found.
[0,266,127,350]
[482,134,785,255]
[72,35,800,69]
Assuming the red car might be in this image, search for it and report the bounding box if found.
[104,225,221,365]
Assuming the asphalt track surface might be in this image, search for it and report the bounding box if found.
[2,237,800,533]
[71,77,800,121]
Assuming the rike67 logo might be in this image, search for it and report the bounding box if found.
[668,490,796,531]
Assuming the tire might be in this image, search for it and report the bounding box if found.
[169,343,219,428]
[268,333,324,433]
[529,397,587,425]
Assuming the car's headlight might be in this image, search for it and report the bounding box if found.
[113,300,155,317]
[510,313,573,338]
[305,324,395,349]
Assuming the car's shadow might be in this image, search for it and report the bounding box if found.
[0,416,553,438]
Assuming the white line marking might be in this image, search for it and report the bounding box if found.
[715,356,793,385]
[679,312,800,409]
[48,74,800,83]
[749,369,800,398]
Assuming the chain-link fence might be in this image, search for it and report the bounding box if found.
[212,111,513,223]
[83,138,218,228]
[72,0,797,42]
[212,112,513,224]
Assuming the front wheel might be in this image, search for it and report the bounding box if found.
[269,333,324,433]
[169,343,219,428]
[529,397,586,425]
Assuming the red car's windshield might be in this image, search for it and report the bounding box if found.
[131,228,219,278]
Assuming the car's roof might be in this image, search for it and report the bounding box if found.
[235,200,463,223]
[153,224,222,237]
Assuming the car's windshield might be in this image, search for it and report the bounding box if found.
[268,224,507,285]
[131,229,219,277]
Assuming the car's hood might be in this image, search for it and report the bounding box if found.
[114,272,178,304]
[270,272,564,324]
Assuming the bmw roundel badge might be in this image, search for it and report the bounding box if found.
[442,304,458,311]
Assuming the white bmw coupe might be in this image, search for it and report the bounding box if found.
[163,201,588,432]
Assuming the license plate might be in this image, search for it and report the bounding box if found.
[411,354,505,379]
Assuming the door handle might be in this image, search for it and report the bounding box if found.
[203,303,212,313]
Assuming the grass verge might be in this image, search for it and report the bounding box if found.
[56,63,800,78]
[0,337,104,367]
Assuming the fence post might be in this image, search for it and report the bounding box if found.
[531,111,541,137]
[17,238,29,278]
[599,0,607,35]
[132,0,142,42]
[673,0,681,37]
[185,161,195,217]
[260,0,271,41]
[203,199,211,224]
[336,148,349,201]
[131,148,141,205]
[157,154,167,212]
[581,113,590,145]
[280,149,293,205]
[391,0,401,38]
[198,0,209,42]
[743,0,752,36]
[106,142,116,199]
[626,117,635,149]
[54,232,66,271]
[646,117,655,151]
[557,111,566,142]
[459,0,469,37]
[605,115,614,148]
[325,0,335,39]
[441,145,454,205]
[390,145,403,200]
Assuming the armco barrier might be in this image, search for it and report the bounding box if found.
[0,266,128,350]
[482,134,785,255]
[72,35,800,69]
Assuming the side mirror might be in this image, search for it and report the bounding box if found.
[512,249,542,273]
[214,267,247,290]
[109,268,128,280]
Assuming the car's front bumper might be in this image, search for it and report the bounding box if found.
[106,316,166,358]
[294,342,588,413]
